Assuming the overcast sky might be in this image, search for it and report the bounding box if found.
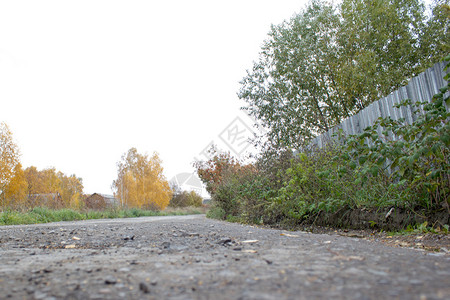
[0,0,307,195]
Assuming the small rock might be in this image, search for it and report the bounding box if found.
[99,288,111,294]
[218,238,232,246]
[104,276,117,285]
[123,235,135,241]
[161,242,170,249]
[33,291,47,300]
[139,282,150,294]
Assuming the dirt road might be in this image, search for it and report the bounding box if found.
[0,215,449,299]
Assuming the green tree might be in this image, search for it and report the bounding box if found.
[239,0,447,150]
[239,1,341,148]
[337,0,429,109]
[420,0,450,62]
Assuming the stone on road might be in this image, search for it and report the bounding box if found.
[0,215,448,299]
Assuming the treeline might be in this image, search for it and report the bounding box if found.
[1,124,198,212]
[1,164,84,210]
[0,122,84,210]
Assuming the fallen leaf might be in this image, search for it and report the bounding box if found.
[65,244,76,249]
[280,233,298,237]
[72,236,81,240]
[242,250,258,253]
[346,234,364,238]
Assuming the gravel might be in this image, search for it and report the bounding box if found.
[0,215,449,299]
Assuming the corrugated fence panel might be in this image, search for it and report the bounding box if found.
[309,62,449,148]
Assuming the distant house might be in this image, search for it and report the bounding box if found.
[28,193,63,208]
[85,193,119,210]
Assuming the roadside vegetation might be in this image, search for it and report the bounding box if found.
[195,0,449,232]
[0,206,207,226]
[195,69,449,230]
[0,127,206,225]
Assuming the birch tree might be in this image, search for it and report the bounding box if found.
[0,122,21,204]
[113,148,172,210]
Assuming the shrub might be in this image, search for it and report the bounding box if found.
[344,59,450,210]
[193,145,241,195]
[170,190,203,208]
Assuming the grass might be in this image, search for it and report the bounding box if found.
[0,206,208,226]
[386,222,450,236]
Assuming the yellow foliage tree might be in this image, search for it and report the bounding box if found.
[0,122,21,207]
[24,166,42,195]
[0,123,84,209]
[1,163,27,208]
[58,172,84,209]
[23,166,83,208]
[113,148,172,210]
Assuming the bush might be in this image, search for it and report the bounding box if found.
[193,145,241,195]
[170,190,203,208]
[194,146,281,223]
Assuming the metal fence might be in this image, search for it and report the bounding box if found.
[310,61,449,148]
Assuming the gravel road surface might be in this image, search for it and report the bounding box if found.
[0,215,449,299]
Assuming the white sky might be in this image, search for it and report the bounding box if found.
[0,0,307,195]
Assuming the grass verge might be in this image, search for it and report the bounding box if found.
[0,206,208,226]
